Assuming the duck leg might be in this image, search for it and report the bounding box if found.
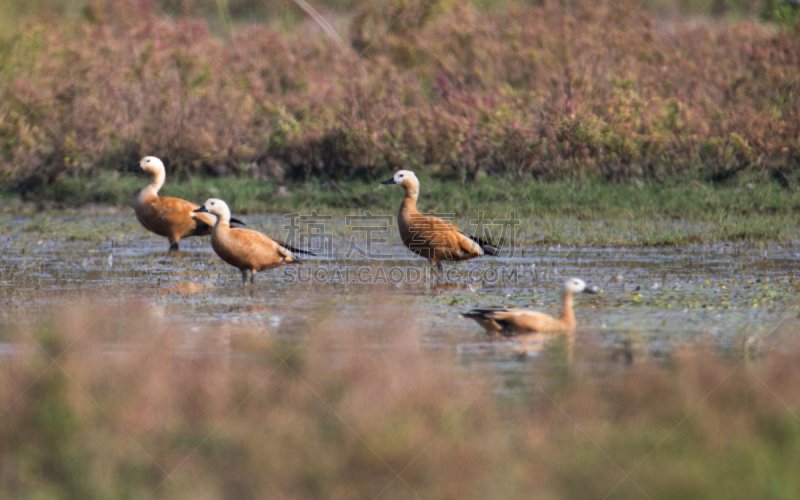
[430,260,443,286]
[247,270,258,297]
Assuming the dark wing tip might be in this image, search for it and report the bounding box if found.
[462,231,501,256]
[194,219,213,233]
[462,307,505,319]
[274,238,317,257]
[482,244,501,256]
[290,247,316,256]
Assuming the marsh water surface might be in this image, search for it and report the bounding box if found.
[2,212,799,370]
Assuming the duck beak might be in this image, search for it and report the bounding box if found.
[584,287,598,294]
[128,164,143,172]
[193,206,209,213]
[229,217,246,226]
[381,178,397,185]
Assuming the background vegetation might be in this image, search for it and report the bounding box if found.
[4,3,800,497]
[2,0,800,197]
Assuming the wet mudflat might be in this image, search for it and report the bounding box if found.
[2,212,798,368]
[4,212,800,499]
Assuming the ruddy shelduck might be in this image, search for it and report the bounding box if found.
[381,170,499,269]
[129,156,244,251]
[463,278,596,336]
[194,198,314,286]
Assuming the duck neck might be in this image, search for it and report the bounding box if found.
[139,169,165,201]
[401,184,419,214]
[559,292,576,329]
[212,211,231,231]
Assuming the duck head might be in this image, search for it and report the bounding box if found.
[563,278,597,295]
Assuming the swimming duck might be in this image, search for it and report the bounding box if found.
[463,278,596,335]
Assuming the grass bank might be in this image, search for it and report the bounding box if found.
[3,174,800,247]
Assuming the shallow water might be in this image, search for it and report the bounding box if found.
[1,213,799,370]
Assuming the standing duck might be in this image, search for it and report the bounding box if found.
[194,198,313,287]
[381,170,499,269]
[129,156,243,251]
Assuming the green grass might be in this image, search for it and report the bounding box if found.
[3,173,800,247]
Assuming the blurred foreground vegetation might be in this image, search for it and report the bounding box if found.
[1,0,800,193]
[1,301,800,499]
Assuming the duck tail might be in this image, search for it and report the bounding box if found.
[471,234,501,256]
[460,230,500,256]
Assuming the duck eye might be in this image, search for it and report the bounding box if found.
[146,159,150,163]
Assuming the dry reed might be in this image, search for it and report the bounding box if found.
[2,298,800,498]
